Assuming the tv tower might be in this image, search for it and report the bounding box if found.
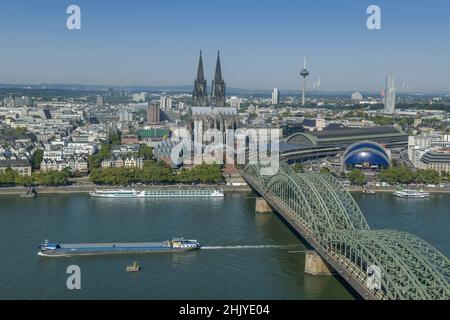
[299,57,310,106]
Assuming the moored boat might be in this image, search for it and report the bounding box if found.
[362,186,376,195]
[393,189,430,199]
[90,189,224,198]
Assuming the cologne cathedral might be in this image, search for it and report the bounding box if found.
[189,51,239,134]
[188,51,239,163]
[192,50,227,108]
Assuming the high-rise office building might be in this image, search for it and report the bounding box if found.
[96,95,104,107]
[160,96,168,109]
[119,110,133,122]
[166,98,174,109]
[148,103,161,123]
[384,74,396,113]
[272,88,280,105]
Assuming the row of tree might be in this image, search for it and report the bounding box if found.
[90,162,223,185]
[377,166,444,185]
[290,162,449,187]
[345,166,449,186]
[0,168,70,187]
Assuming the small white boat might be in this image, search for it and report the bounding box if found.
[393,189,430,199]
[126,262,140,272]
[362,187,376,195]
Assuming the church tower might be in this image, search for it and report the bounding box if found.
[211,51,226,107]
[192,51,208,106]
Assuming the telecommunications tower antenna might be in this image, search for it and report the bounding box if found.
[300,57,310,106]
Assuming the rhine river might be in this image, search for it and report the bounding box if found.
[0,191,448,300]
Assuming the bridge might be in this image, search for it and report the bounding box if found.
[241,161,450,300]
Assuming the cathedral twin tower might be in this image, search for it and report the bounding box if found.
[192,51,226,107]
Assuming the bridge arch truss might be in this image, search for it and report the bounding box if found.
[242,162,450,300]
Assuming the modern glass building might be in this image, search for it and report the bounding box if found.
[342,141,391,170]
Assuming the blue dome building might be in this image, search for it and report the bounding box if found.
[342,141,390,170]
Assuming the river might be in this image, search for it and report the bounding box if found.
[0,191,448,299]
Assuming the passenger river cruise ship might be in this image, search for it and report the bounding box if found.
[90,189,224,198]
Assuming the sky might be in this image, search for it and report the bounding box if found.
[0,0,449,93]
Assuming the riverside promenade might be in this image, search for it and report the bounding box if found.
[0,183,252,195]
[2,183,450,195]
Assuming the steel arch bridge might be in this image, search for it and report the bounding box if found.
[242,161,450,300]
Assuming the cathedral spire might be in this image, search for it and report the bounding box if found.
[214,51,223,82]
[196,50,205,82]
[193,50,208,106]
[212,50,226,107]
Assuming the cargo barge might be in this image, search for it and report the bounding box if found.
[38,238,200,257]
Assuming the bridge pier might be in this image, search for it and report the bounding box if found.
[255,198,273,213]
[304,251,336,276]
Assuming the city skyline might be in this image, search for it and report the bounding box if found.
[0,0,450,93]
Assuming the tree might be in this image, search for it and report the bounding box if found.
[88,143,111,171]
[32,171,70,186]
[175,163,222,184]
[0,167,18,186]
[109,130,121,145]
[33,149,44,170]
[15,174,33,186]
[347,170,366,186]
[377,166,430,185]
[138,144,153,160]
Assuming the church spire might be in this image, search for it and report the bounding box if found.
[196,50,205,82]
[212,50,226,107]
[214,51,223,82]
[192,50,208,106]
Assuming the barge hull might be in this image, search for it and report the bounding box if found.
[38,241,200,257]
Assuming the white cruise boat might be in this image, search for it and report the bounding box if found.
[90,189,224,198]
[393,189,430,199]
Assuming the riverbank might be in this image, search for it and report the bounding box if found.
[0,183,252,195]
[3,184,450,195]
[347,186,450,193]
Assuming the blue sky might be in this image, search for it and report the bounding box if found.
[0,0,449,92]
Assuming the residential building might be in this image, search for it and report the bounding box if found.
[0,159,32,176]
[148,103,161,123]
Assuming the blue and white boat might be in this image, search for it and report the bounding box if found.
[38,238,201,257]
